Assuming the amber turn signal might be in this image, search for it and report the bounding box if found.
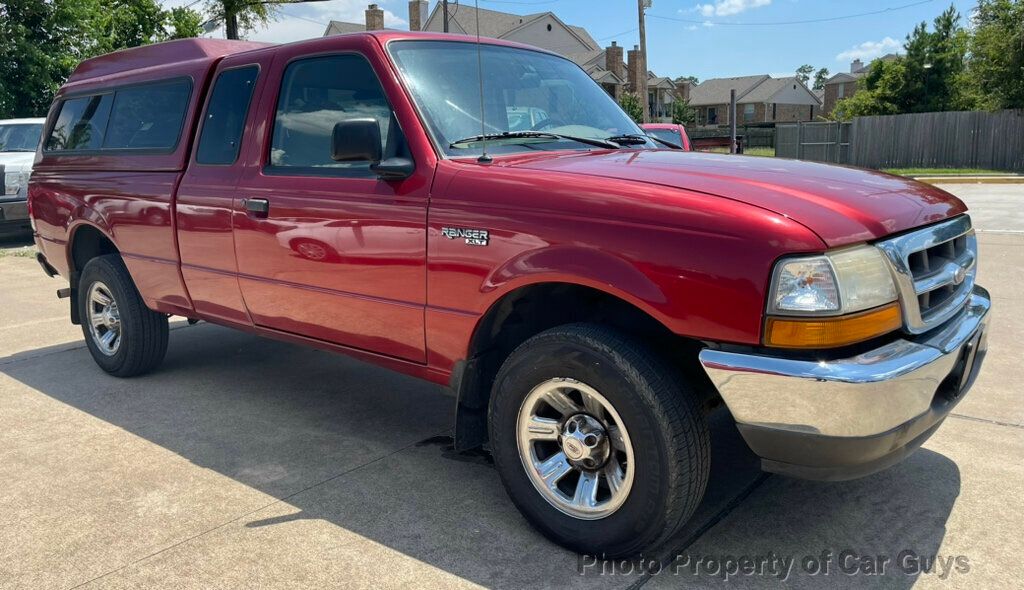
[764,303,902,349]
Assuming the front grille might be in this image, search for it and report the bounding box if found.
[877,215,977,334]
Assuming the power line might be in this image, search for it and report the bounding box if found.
[479,0,559,5]
[648,0,934,27]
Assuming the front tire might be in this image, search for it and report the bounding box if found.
[488,324,710,557]
[79,254,168,377]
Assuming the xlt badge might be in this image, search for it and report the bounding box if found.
[441,227,489,246]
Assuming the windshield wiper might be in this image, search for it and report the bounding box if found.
[605,134,654,146]
[450,131,620,150]
[646,136,683,149]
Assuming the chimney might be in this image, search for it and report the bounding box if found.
[605,41,625,82]
[626,44,644,95]
[366,3,384,30]
[408,0,428,31]
[851,58,863,73]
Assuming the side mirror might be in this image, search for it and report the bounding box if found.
[331,119,414,179]
[332,119,382,163]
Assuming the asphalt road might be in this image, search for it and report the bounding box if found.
[1,183,1022,589]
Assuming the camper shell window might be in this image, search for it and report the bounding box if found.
[45,78,192,154]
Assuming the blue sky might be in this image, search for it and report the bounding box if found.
[162,0,978,81]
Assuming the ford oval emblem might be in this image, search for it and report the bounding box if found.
[952,266,967,285]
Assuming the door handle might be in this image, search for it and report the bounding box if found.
[243,198,270,218]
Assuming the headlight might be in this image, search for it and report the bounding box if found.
[4,170,28,196]
[765,245,900,348]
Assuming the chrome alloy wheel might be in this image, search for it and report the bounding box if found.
[87,281,121,356]
[516,378,635,520]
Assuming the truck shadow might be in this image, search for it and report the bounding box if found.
[0,322,960,589]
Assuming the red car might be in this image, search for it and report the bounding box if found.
[641,122,692,150]
[30,33,989,556]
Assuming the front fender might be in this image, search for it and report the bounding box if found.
[482,244,671,326]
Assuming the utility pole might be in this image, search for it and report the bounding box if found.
[729,88,737,154]
[443,0,449,33]
[637,0,651,123]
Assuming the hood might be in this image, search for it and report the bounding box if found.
[0,152,35,172]
[505,150,966,247]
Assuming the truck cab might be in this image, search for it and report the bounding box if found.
[29,33,989,557]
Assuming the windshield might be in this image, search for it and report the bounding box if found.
[0,123,43,152]
[645,128,683,147]
[388,41,657,157]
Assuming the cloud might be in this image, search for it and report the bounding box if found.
[836,37,901,62]
[694,0,771,18]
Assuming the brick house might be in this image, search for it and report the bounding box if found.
[325,3,675,121]
[688,75,820,126]
[822,54,899,116]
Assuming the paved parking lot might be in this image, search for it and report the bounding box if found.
[1,183,1022,589]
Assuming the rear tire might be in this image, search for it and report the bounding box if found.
[488,323,710,557]
[79,254,168,377]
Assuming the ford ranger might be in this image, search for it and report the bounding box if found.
[29,33,989,557]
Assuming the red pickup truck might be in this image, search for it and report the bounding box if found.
[30,33,989,556]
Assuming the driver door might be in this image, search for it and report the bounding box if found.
[232,47,429,363]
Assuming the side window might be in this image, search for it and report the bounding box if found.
[269,54,392,176]
[103,79,191,150]
[197,66,259,165]
[46,94,114,151]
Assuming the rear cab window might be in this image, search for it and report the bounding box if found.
[45,79,192,153]
[196,66,260,165]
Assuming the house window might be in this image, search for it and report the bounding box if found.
[707,107,717,124]
[837,84,845,99]
[743,103,755,122]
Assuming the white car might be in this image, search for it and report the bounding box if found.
[0,118,45,234]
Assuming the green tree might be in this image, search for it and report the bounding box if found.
[90,0,166,55]
[795,64,814,85]
[163,6,204,40]
[813,67,830,90]
[829,3,976,120]
[0,0,202,119]
[831,58,910,120]
[902,4,971,112]
[619,92,643,123]
[1,0,92,118]
[671,99,695,125]
[963,0,1024,110]
[205,0,276,39]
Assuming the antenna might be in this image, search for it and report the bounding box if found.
[474,0,492,163]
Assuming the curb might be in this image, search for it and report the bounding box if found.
[913,176,1024,185]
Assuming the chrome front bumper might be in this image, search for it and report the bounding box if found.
[699,285,990,480]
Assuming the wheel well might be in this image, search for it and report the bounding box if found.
[70,225,119,278]
[66,225,119,325]
[452,282,714,450]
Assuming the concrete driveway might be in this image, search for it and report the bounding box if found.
[1,183,1022,589]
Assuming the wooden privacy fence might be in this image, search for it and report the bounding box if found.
[688,126,776,148]
[776,110,1024,171]
[776,122,850,163]
[848,110,1024,170]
